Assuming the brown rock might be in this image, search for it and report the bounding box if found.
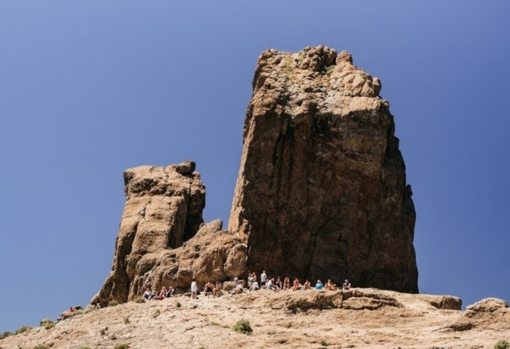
[93,162,207,305]
[450,298,510,331]
[93,162,247,305]
[229,45,418,293]
[429,295,463,310]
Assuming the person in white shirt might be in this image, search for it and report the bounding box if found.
[260,270,267,287]
[191,278,198,299]
[342,279,351,290]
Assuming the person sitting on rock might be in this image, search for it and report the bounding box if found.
[267,278,278,291]
[155,286,167,300]
[204,281,214,297]
[283,277,290,290]
[233,279,244,295]
[342,279,351,290]
[150,288,158,300]
[250,279,260,291]
[166,286,175,298]
[275,276,283,290]
[214,281,223,297]
[303,279,311,290]
[292,277,301,291]
[325,279,337,291]
[315,280,324,290]
[143,287,151,300]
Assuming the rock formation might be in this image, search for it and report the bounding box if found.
[450,297,510,332]
[93,161,246,305]
[95,45,419,305]
[229,45,418,292]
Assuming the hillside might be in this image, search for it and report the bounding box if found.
[2,288,509,349]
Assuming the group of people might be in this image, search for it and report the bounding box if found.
[143,272,352,300]
[143,285,175,300]
[191,279,223,299]
[242,271,351,293]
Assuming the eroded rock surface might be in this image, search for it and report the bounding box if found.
[93,161,247,306]
[229,45,418,292]
[450,297,510,331]
[4,290,507,349]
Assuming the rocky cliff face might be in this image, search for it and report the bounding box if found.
[95,45,419,305]
[229,45,418,293]
[93,161,247,305]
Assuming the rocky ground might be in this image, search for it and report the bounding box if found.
[2,288,509,349]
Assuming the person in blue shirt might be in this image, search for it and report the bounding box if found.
[315,280,324,289]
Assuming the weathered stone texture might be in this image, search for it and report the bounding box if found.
[229,45,418,293]
[93,161,247,306]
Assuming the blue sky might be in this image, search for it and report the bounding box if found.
[1,1,509,332]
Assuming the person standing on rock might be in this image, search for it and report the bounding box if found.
[191,278,198,299]
[260,270,267,288]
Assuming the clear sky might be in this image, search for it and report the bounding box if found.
[1,1,509,332]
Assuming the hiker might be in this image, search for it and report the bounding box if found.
[292,277,301,291]
[315,280,324,290]
[325,279,337,291]
[260,270,267,288]
[143,287,151,300]
[303,279,311,290]
[204,281,214,297]
[191,278,198,299]
[342,279,351,290]
[166,286,175,298]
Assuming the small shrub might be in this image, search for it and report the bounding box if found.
[114,344,130,349]
[79,346,90,349]
[320,339,328,346]
[209,321,221,326]
[33,345,49,349]
[99,326,108,335]
[134,297,145,304]
[110,334,117,340]
[108,300,119,307]
[44,322,55,330]
[123,317,130,324]
[0,331,11,339]
[15,325,31,335]
[175,301,181,309]
[495,340,510,349]
[232,319,252,334]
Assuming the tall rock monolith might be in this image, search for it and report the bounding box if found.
[228,45,418,293]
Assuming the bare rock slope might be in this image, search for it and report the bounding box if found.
[229,45,418,292]
[4,289,509,349]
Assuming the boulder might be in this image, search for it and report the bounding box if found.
[450,297,510,331]
[229,45,418,293]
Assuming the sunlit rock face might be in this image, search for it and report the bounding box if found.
[229,45,418,293]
